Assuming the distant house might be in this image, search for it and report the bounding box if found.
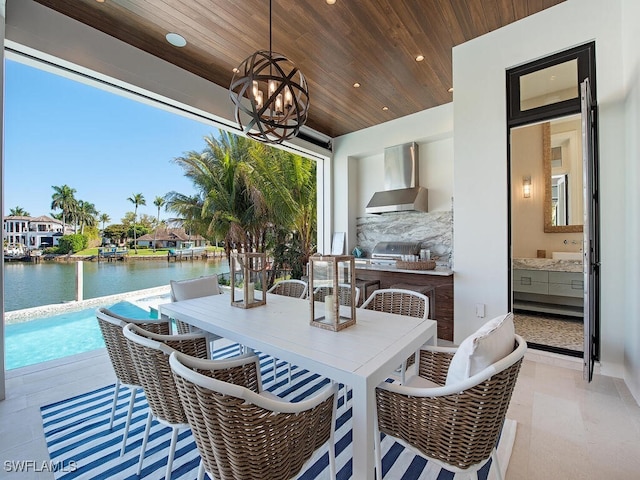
[2,215,69,249]
[136,228,207,249]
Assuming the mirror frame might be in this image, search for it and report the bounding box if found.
[543,122,583,233]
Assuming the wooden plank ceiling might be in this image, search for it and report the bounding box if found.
[34,0,565,139]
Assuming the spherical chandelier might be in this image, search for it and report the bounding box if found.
[229,0,310,144]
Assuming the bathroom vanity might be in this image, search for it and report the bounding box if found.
[512,258,583,317]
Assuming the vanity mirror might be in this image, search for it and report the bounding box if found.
[543,114,583,233]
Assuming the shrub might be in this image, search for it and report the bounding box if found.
[57,234,88,254]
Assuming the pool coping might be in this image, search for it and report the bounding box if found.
[4,285,171,324]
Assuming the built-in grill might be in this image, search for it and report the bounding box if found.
[370,241,421,262]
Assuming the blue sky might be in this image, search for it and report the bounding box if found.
[4,59,218,224]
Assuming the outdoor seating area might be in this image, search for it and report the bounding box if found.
[72,278,524,479]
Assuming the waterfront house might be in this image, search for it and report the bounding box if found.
[1,1,640,478]
[2,214,68,249]
[136,228,206,250]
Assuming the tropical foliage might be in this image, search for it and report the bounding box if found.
[51,184,77,228]
[165,131,317,279]
[50,185,99,234]
[9,206,30,216]
[99,213,111,231]
[75,200,98,234]
[103,224,128,244]
[57,234,88,254]
[127,193,146,253]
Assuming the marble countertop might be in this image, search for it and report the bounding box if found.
[513,258,583,273]
[354,260,453,276]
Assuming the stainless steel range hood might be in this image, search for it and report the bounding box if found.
[365,142,428,214]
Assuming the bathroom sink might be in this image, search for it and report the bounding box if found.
[551,251,583,260]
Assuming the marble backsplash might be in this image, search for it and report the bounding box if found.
[355,210,453,261]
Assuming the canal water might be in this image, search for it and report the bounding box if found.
[3,259,229,312]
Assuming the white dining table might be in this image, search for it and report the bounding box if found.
[158,292,437,480]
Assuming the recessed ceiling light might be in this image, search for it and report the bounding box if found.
[448,87,454,93]
[415,55,424,62]
[166,32,187,48]
[232,67,240,73]
[96,0,105,3]
[353,82,361,88]
[326,0,337,4]
[382,106,389,111]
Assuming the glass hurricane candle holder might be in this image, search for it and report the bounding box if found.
[230,252,267,308]
[309,254,356,331]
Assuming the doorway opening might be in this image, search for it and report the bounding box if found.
[506,42,600,369]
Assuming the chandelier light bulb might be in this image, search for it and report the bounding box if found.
[284,88,293,109]
[256,90,264,110]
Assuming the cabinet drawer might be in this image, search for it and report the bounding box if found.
[549,280,584,298]
[513,269,548,283]
[513,269,548,294]
[513,270,547,294]
[513,279,548,294]
[549,271,583,285]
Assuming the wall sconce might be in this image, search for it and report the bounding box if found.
[523,176,532,198]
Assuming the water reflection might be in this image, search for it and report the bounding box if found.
[3,259,229,312]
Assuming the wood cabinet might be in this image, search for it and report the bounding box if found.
[354,268,454,341]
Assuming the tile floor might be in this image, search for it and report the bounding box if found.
[514,312,584,352]
[1,348,639,479]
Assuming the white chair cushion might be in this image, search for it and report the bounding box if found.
[170,275,221,301]
[402,375,440,389]
[445,312,515,386]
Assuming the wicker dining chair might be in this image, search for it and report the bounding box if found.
[265,279,309,384]
[170,350,339,480]
[360,288,431,383]
[170,275,221,333]
[313,283,361,307]
[374,316,527,480]
[122,323,210,480]
[267,278,308,299]
[169,275,230,355]
[96,307,170,456]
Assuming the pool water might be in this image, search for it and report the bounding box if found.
[5,301,153,370]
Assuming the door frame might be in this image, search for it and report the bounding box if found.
[506,42,600,370]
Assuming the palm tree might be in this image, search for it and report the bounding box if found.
[51,185,77,232]
[9,206,30,216]
[99,213,111,231]
[168,131,263,259]
[153,196,165,251]
[251,144,317,278]
[75,200,98,234]
[127,193,146,253]
[164,192,203,237]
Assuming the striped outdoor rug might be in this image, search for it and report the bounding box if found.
[41,344,516,480]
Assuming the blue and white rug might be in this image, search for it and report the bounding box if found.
[41,344,516,479]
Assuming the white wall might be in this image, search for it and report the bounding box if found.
[354,137,453,217]
[622,0,640,402]
[453,0,629,377]
[332,103,453,252]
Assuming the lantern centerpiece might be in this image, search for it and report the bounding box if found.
[309,254,356,331]
[230,252,267,308]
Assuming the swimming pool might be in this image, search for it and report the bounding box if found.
[4,301,154,370]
